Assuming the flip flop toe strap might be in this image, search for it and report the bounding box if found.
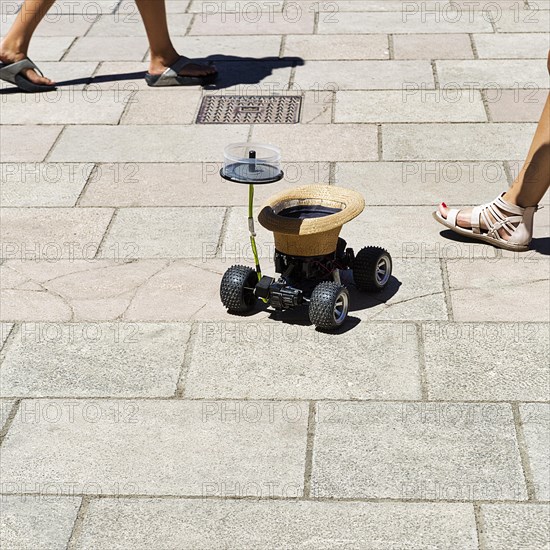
[0,58,40,84]
[156,56,197,85]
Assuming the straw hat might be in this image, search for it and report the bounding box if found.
[258,184,365,256]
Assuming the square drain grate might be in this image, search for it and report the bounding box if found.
[197,95,302,124]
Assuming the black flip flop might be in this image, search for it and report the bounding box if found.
[145,55,217,87]
[0,58,56,93]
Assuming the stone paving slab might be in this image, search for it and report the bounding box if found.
[0,399,309,496]
[335,91,487,123]
[474,32,550,58]
[393,33,474,60]
[334,161,510,205]
[189,12,315,35]
[0,125,62,162]
[446,258,550,321]
[292,60,434,90]
[48,125,250,162]
[0,260,168,322]
[0,207,113,260]
[87,13,192,36]
[25,35,75,62]
[519,403,550,500]
[251,124,378,161]
[0,15,94,37]
[185,322,421,400]
[201,59,293,92]
[188,0,283,12]
[343,206,548,260]
[422,322,550,402]
[317,11,494,34]
[0,163,92,207]
[480,504,550,549]
[347,258,448,322]
[50,0,119,14]
[487,89,549,122]
[1,90,129,125]
[169,34,283,59]
[122,259,264,322]
[0,398,16,429]
[1,322,13,346]
[436,59,550,89]
[311,402,527,500]
[101,207,225,259]
[79,162,330,206]
[493,8,550,32]
[65,36,149,62]
[0,257,446,323]
[87,61,148,91]
[382,123,537,161]
[76,499,479,550]
[165,0,191,12]
[0,61,98,91]
[120,89,201,125]
[283,34,389,60]
[0,323,190,398]
[0,496,81,550]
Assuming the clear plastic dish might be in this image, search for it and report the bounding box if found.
[221,142,283,184]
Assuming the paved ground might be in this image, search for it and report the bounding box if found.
[1,0,550,548]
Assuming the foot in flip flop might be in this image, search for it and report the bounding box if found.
[0,49,56,92]
[145,54,218,87]
[432,193,539,252]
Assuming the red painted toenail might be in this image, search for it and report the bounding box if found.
[441,202,447,208]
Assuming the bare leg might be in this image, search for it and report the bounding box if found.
[134,0,216,77]
[438,92,550,240]
[504,93,550,207]
[0,0,56,85]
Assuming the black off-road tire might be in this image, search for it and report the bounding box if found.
[309,281,350,331]
[220,265,257,314]
[353,246,392,293]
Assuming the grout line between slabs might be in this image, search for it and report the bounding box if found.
[439,258,455,322]
[174,323,197,398]
[377,124,383,161]
[480,89,493,122]
[416,323,429,401]
[511,402,537,501]
[185,13,196,35]
[93,208,119,259]
[473,503,487,550]
[3,492,548,505]
[66,497,91,550]
[302,401,316,499]
[0,399,21,447]
[430,60,440,89]
[42,126,67,163]
[75,163,98,206]
[215,207,231,258]
[468,34,479,60]
[0,322,18,361]
[279,35,286,58]
[5,396,550,405]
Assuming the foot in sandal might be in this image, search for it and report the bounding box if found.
[433,193,539,252]
[0,47,56,91]
[146,54,217,87]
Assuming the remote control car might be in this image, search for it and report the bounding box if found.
[219,143,392,331]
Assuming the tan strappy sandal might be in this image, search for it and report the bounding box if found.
[432,193,539,252]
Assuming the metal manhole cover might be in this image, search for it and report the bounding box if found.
[196,95,302,124]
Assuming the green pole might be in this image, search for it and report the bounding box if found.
[248,183,262,281]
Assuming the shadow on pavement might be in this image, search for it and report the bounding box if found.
[0,55,304,94]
